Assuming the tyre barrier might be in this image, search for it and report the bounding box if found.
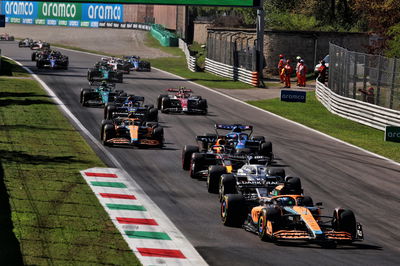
[179,39,197,72]
[316,81,400,130]
[98,21,151,31]
[205,58,259,86]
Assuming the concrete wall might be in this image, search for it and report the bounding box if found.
[193,21,212,44]
[123,5,153,23]
[207,28,369,75]
[154,5,177,30]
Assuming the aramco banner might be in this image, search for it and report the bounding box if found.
[1,1,123,27]
[2,0,259,8]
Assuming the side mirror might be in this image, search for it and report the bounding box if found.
[316,202,323,206]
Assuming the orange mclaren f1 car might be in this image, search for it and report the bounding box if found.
[221,194,363,247]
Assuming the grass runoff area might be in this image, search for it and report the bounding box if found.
[0,58,140,264]
[248,91,400,163]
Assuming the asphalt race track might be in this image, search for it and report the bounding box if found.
[1,41,399,266]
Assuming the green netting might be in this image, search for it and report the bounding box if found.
[150,24,178,47]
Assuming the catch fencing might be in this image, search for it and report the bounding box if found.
[206,31,259,86]
[316,81,400,130]
[178,39,197,72]
[329,43,400,111]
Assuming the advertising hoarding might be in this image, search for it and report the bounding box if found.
[0,1,124,27]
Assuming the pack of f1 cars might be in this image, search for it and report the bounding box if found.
[221,193,363,247]
[157,87,208,114]
[104,95,158,121]
[101,117,163,148]
[87,61,123,83]
[36,50,69,70]
[0,33,14,41]
[122,56,151,71]
[80,81,124,106]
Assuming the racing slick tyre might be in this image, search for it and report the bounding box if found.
[81,89,91,106]
[161,97,171,113]
[198,99,208,114]
[152,127,164,145]
[87,70,94,82]
[284,176,302,195]
[267,168,286,179]
[31,53,36,61]
[148,107,158,122]
[157,95,168,110]
[221,194,246,227]
[207,165,227,194]
[259,141,273,155]
[258,208,281,241]
[332,209,357,239]
[302,196,314,207]
[105,104,116,120]
[189,153,205,178]
[145,104,154,110]
[102,124,115,146]
[182,145,199,170]
[219,174,236,202]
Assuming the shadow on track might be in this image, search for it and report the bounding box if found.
[0,161,24,265]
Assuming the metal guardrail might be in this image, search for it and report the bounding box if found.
[316,81,400,130]
[178,39,197,72]
[205,58,259,86]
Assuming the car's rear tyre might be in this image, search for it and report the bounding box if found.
[105,105,116,120]
[267,168,286,180]
[161,97,171,113]
[189,153,204,178]
[260,141,272,155]
[221,194,246,227]
[102,124,115,146]
[182,145,199,170]
[284,176,302,195]
[157,94,168,110]
[302,196,314,207]
[148,107,158,122]
[207,165,226,194]
[219,174,236,201]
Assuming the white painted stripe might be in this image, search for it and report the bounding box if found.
[43,47,400,168]
[4,57,207,265]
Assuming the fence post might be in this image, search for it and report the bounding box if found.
[352,54,358,99]
[363,54,368,92]
[390,58,397,109]
[376,55,383,106]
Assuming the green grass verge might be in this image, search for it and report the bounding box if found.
[0,63,140,265]
[144,32,254,90]
[0,57,30,77]
[248,91,400,162]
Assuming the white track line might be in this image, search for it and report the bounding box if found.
[49,46,400,167]
[5,56,207,266]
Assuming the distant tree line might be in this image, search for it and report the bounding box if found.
[189,0,400,56]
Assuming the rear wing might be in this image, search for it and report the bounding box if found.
[215,124,253,132]
[89,81,116,88]
[166,88,193,93]
[196,135,217,143]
